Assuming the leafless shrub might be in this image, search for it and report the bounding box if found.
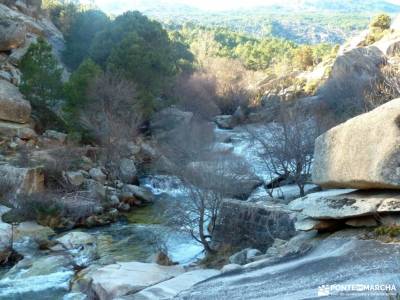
[364,64,400,111]
[318,72,366,123]
[42,146,85,191]
[81,72,142,174]
[158,119,215,167]
[61,191,101,221]
[247,103,318,196]
[13,191,65,224]
[160,119,257,253]
[200,57,256,114]
[173,72,221,120]
[0,177,13,207]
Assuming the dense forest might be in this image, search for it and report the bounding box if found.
[24,0,340,143]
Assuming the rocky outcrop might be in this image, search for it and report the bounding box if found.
[0,3,65,60]
[176,235,400,300]
[330,46,385,83]
[0,17,26,51]
[150,107,193,139]
[119,158,137,184]
[212,199,296,251]
[83,262,184,300]
[313,98,400,189]
[0,121,32,138]
[0,79,31,124]
[374,31,400,57]
[127,269,220,300]
[0,164,44,198]
[288,189,400,231]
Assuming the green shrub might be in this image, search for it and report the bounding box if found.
[374,225,400,237]
[370,14,391,30]
[362,14,392,46]
[89,11,193,116]
[19,38,67,132]
[20,38,64,107]
[2,193,64,227]
[63,10,110,70]
[63,58,102,135]
[293,46,314,70]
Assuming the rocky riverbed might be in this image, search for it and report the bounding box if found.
[0,175,205,300]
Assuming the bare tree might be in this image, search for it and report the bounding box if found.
[81,72,142,174]
[364,64,400,111]
[247,104,318,197]
[160,119,256,253]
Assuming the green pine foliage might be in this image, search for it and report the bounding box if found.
[88,11,193,115]
[63,58,102,133]
[20,38,63,107]
[177,25,335,71]
[63,10,110,70]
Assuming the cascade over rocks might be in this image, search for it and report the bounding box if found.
[313,98,400,189]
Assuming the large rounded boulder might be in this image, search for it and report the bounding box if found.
[313,98,400,189]
[0,80,31,124]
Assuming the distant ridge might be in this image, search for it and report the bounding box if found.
[98,0,400,16]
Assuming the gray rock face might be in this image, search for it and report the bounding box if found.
[43,130,67,144]
[89,168,106,184]
[0,164,44,199]
[56,232,97,268]
[9,36,36,65]
[312,99,400,189]
[0,121,32,138]
[0,80,31,124]
[215,115,236,129]
[330,46,385,82]
[288,189,392,219]
[0,18,26,51]
[127,269,220,300]
[84,262,184,300]
[212,200,296,251]
[176,237,400,300]
[229,248,262,265]
[122,185,155,203]
[119,158,137,184]
[150,107,193,139]
[64,171,85,187]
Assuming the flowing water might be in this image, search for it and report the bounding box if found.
[0,124,271,299]
[0,175,203,300]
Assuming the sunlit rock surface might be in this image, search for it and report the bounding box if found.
[175,236,400,300]
[313,99,400,189]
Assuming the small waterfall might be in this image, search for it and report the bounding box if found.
[140,175,188,197]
